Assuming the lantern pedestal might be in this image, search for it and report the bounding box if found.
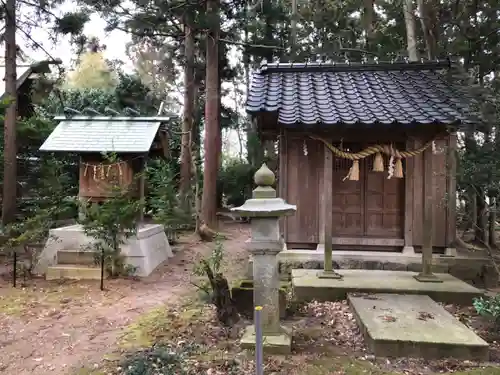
[232,163,296,354]
[240,324,293,355]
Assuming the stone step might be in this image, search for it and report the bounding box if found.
[292,269,484,305]
[57,250,96,265]
[46,264,102,281]
[348,293,489,361]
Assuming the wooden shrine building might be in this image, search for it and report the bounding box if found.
[247,60,475,253]
[39,114,171,212]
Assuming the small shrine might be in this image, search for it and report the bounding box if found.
[35,109,174,278]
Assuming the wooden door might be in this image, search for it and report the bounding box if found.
[332,143,404,238]
[332,143,364,237]
[365,157,404,238]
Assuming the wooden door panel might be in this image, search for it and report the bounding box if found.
[332,150,364,236]
[331,142,405,240]
[365,170,404,237]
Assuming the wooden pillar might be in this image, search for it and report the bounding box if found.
[445,133,457,254]
[415,144,442,282]
[403,138,415,254]
[318,143,341,279]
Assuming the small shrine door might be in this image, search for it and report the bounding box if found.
[331,142,405,239]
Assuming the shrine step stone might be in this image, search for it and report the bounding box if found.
[348,293,489,361]
[46,264,102,281]
[292,269,484,305]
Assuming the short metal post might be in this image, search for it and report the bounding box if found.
[255,306,264,375]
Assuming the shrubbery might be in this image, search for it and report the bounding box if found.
[218,158,255,208]
[473,294,500,327]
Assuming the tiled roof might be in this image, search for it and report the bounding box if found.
[39,116,170,153]
[246,60,474,127]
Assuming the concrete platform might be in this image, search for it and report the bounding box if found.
[269,249,498,289]
[292,269,484,305]
[348,294,489,360]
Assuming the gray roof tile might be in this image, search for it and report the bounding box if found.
[40,116,169,153]
[247,60,475,127]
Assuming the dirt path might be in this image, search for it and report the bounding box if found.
[0,223,249,375]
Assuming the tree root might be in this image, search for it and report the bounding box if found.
[197,222,231,241]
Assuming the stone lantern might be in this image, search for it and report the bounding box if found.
[231,163,296,354]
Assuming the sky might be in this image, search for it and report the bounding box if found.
[25,4,133,70]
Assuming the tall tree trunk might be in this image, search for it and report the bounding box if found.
[403,0,418,61]
[489,197,497,248]
[416,0,438,59]
[2,0,18,226]
[180,19,195,211]
[363,0,375,51]
[216,66,223,211]
[290,0,298,59]
[475,189,487,245]
[200,0,220,230]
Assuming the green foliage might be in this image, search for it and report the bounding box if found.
[53,11,91,36]
[78,153,140,277]
[119,343,200,375]
[192,234,225,301]
[193,234,225,278]
[218,159,255,207]
[473,295,500,326]
[2,157,76,275]
[37,72,164,117]
[146,159,193,242]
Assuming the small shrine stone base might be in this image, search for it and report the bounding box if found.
[292,269,483,305]
[36,223,173,277]
[244,249,498,289]
[349,293,489,360]
[240,325,293,355]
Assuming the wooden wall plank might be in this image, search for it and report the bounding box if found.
[285,138,299,242]
[278,132,287,238]
[285,137,321,244]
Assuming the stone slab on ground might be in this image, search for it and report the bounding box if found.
[348,293,489,360]
[292,269,483,305]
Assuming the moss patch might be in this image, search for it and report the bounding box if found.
[454,368,500,375]
[299,356,397,375]
[0,283,93,316]
[292,356,500,375]
[118,298,207,349]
